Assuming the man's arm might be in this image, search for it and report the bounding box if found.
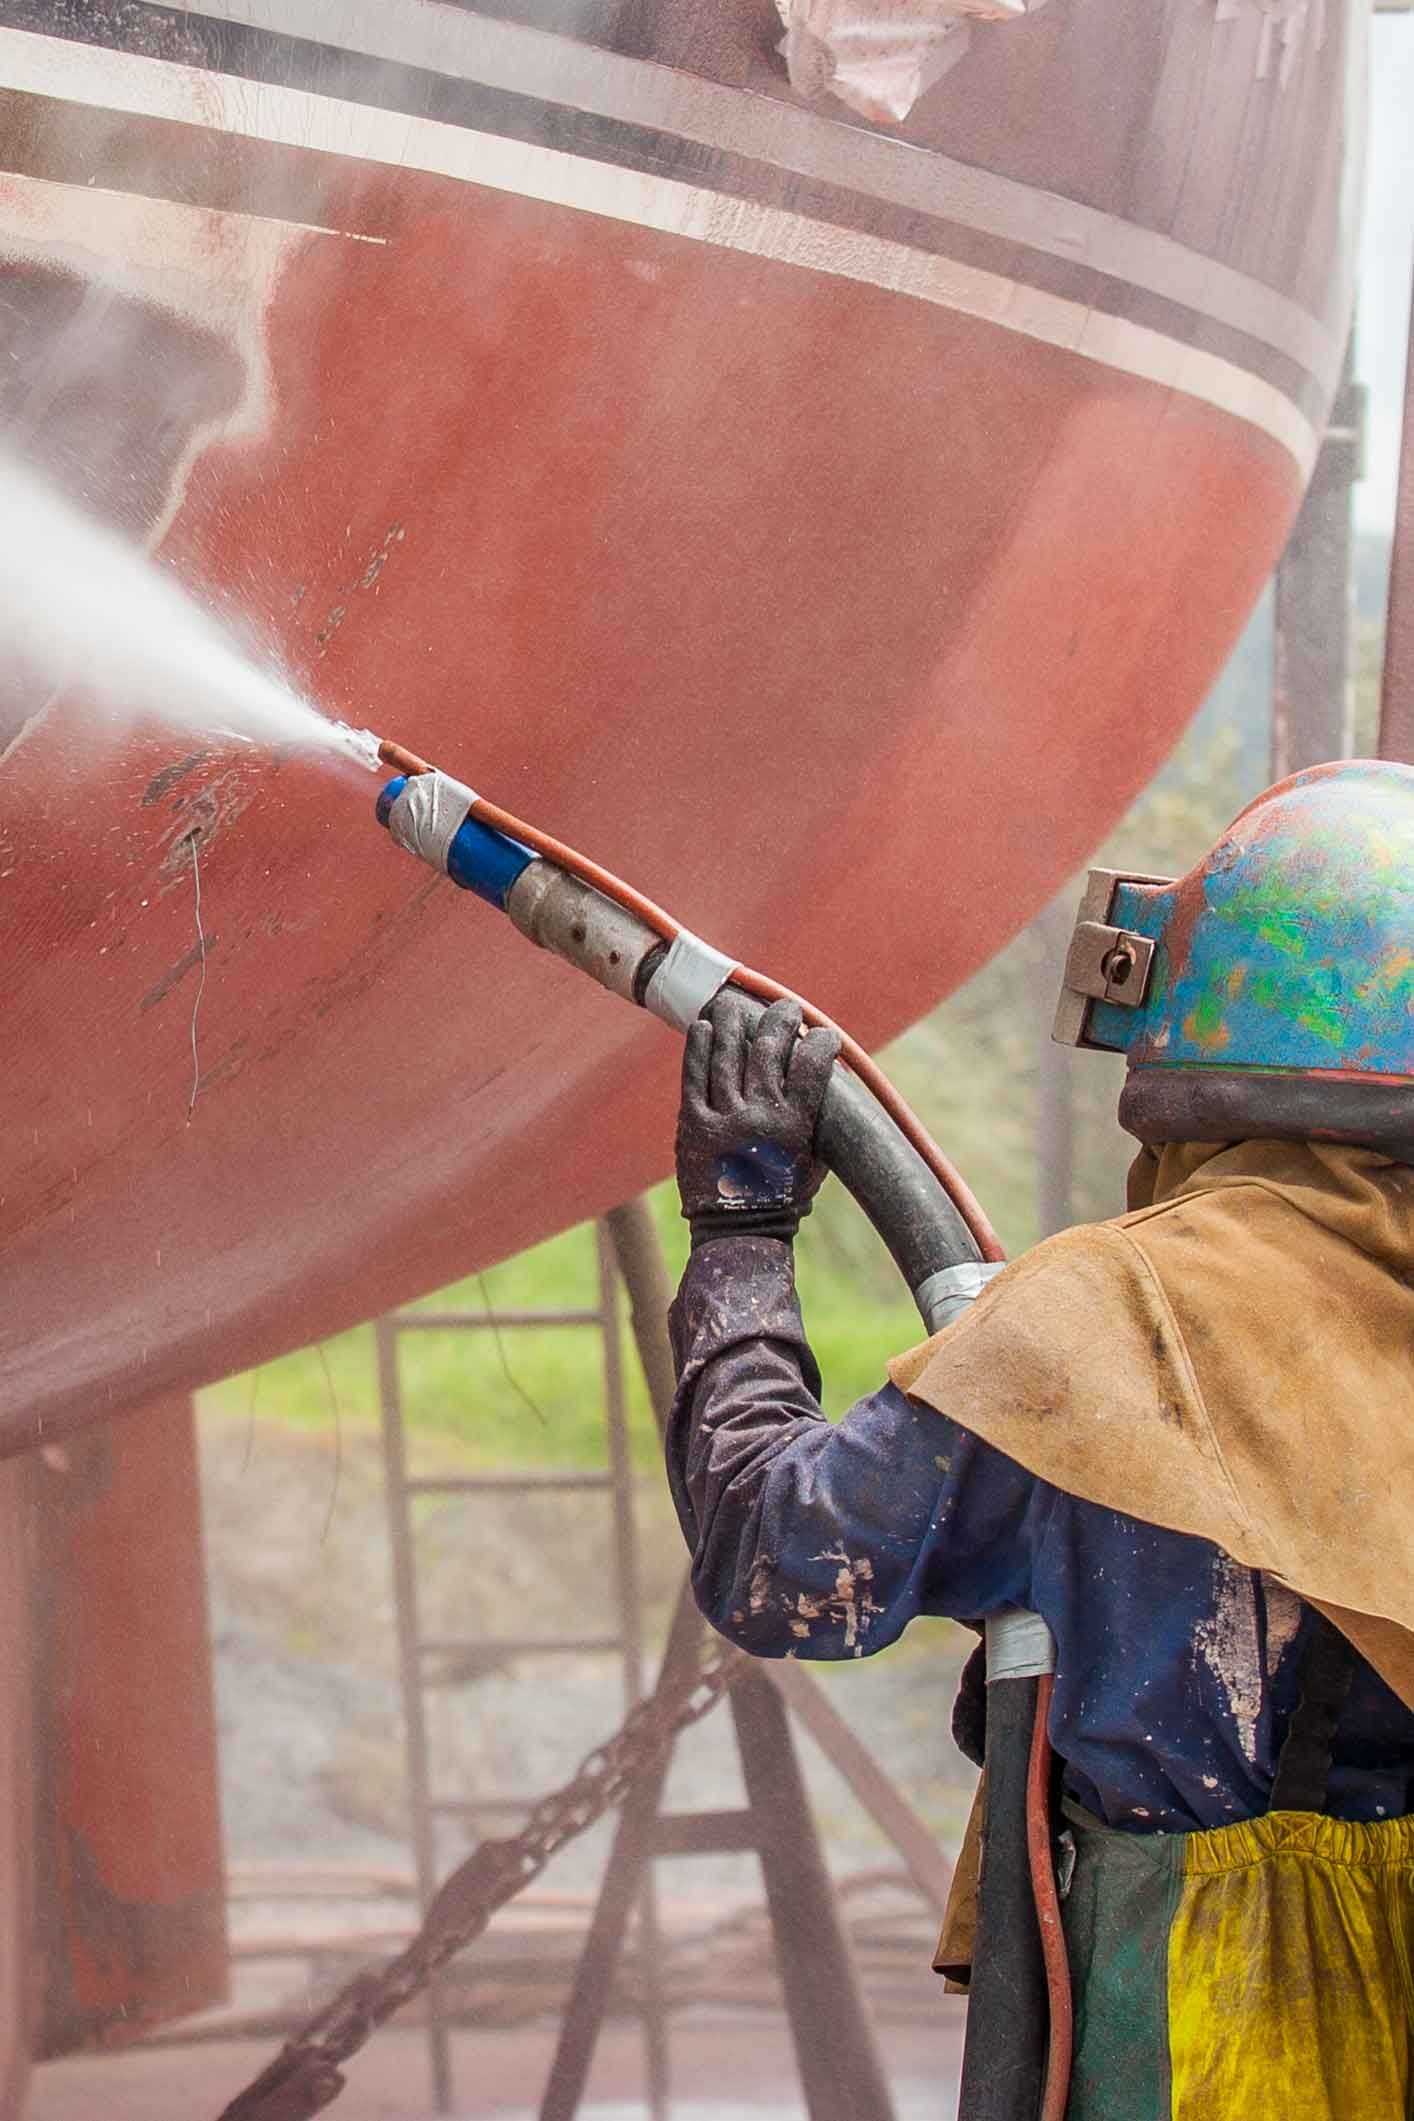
[666,1230,1052,1658]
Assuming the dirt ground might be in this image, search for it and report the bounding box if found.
[30,2007,967,2119]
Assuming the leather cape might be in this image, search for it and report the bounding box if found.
[890,1139,1414,1711]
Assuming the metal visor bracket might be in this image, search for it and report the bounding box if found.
[1051,867,1169,1051]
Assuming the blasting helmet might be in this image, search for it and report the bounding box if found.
[1053,760,1414,1153]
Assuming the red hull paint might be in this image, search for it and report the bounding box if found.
[29,1398,225,2059]
[6,178,1298,1444]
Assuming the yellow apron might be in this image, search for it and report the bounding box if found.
[1061,1803,1414,2121]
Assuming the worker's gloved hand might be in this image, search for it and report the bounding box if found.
[676,991,843,1247]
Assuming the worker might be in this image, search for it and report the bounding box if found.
[664,759,1414,2120]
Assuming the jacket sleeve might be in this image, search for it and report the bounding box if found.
[665,1236,1055,1658]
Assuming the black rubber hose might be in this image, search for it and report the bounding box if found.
[817,1060,984,1291]
[707,987,984,1293]
[731,995,1049,2121]
[954,1676,1050,2121]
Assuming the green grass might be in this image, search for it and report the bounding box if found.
[202,1179,936,1472]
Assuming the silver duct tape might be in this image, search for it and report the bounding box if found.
[644,928,737,1031]
[985,1607,1056,1682]
[914,1259,1006,1333]
[387,770,477,873]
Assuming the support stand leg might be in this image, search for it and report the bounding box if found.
[729,1665,895,2121]
[540,1587,704,2121]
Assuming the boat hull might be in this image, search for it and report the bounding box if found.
[0,0,1362,1439]
[5,231,1299,1440]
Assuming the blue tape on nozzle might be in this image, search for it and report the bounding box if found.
[376,776,535,910]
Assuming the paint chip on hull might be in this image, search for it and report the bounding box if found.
[140,938,214,1011]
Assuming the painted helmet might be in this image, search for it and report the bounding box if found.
[1053,760,1414,1152]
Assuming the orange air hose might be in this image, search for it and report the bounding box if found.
[1028,1672,1074,2121]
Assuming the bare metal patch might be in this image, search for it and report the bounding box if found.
[141,751,210,806]
[1195,1555,1263,1762]
[139,937,214,1012]
[157,772,253,886]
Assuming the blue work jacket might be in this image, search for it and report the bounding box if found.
[665,1236,1414,1833]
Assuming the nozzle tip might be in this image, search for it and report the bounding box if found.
[377,738,436,778]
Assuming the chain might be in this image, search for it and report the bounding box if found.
[218,1635,744,2121]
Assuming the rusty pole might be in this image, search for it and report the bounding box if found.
[603,1200,677,1438]
[1379,280,1414,761]
[1272,337,1363,775]
[375,1318,454,2113]
[1035,897,1076,1239]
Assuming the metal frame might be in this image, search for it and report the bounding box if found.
[1273,334,1363,775]
[379,1197,958,2121]
[377,1224,664,2114]
[539,1574,896,2121]
[562,1201,960,2121]
[1380,278,1414,759]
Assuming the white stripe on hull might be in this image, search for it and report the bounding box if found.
[0,24,1320,474]
[176,0,1348,396]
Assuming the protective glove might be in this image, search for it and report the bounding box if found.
[675,990,843,1246]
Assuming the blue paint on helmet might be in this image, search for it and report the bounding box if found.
[1080,760,1414,1087]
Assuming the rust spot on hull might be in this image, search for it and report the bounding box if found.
[140,752,209,807]
[139,938,214,1012]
